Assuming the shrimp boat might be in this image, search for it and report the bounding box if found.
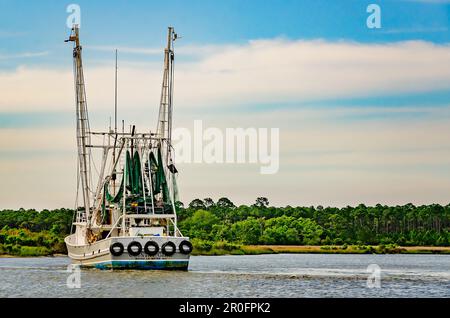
[64,25,192,270]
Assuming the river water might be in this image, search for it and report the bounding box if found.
[0,254,449,298]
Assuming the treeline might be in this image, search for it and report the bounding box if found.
[1,199,450,256]
[0,209,73,256]
[0,208,73,234]
[177,198,450,247]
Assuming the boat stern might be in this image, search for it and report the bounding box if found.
[66,235,192,270]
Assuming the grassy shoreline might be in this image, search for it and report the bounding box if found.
[192,244,450,256]
[1,245,450,258]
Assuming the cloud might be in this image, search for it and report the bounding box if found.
[0,128,75,152]
[0,105,450,209]
[1,38,450,208]
[381,26,448,34]
[1,39,450,113]
[1,105,450,209]
[0,51,49,60]
[0,30,27,38]
[87,43,238,57]
[87,45,162,55]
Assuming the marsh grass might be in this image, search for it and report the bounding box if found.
[192,243,450,256]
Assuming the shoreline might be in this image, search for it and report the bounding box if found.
[0,253,67,258]
[194,245,450,256]
[241,245,450,255]
[1,246,450,258]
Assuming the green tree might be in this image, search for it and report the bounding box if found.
[188,199,206,210]
[254,197,269,208]
[231,217,263,244]
[216,197,236,209]
[179,210,219,240]
[204,198,215,209]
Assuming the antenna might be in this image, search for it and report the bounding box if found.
[112,50,119,181]
[114,49,118,134]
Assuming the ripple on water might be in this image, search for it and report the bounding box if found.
[0,254,449,298]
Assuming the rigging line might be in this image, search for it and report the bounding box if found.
[88,135,102,195]
[93,134,108,203]
[79,64,92,138]
[71,155,81,233]
[78,62,94,196]
[138,143,148,212]
[87,133,96,192]
[91,135,104,176]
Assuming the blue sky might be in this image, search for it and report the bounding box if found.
[0,0,449,69]
[0,0,449,208]
[1,0,449,105]
[0,0,449,117]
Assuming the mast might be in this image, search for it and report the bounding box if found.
[156,27,177,161]
[66,25,91,224]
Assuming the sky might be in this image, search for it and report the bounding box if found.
[0,0,449,209]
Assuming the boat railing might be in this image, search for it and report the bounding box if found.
[105,213,180,239]
[153,207,165,214]
[76,209,87,223]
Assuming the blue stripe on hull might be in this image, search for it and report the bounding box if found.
[86,260,189,270]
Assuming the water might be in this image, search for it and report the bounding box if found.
[0,254,449,297]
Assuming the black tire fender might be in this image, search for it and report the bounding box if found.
[179,240,193,255]
[161,241,176,256]
[127,241,142,256]
[110,242,124,257]
[144,241,159,256]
